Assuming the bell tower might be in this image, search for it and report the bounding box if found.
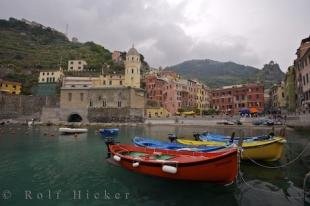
[124,45,141,88]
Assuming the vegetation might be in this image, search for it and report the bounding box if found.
[167,59,285,89]
[0,18,133,94]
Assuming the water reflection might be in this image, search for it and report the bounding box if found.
[236,175,305,206]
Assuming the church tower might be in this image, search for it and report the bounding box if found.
[124,45,141,88]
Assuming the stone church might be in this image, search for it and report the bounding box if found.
[58,46,145,123]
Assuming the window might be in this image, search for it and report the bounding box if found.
[248,95,252,100]
[78,67,81,70]
[256,94,259,98]
[52,72,54,75]
[303,76,306,85]
[13,85,16,89]
[89,100,93,107]
[109,81,112,85]
[120,80,123,85]
[70,66,73,70]
[80,93,84,101]
[43,72,45,75]
[78,61,81,64]
[41,78,44,82]
[117,101,122,107]
[47,72,49,75]
[307,73,309,84]
[132,69,134,74]
[68,93,72,101]
[98,96,102,101]
[102,100,106,107]
[70,61,73,64]
[103,80,106,85]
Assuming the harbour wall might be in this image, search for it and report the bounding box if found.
[0,93,59,119]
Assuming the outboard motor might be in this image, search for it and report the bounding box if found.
[104,137,117,158]
[229,132,236,143]
[168,134,177,143]
[193,133,201,141]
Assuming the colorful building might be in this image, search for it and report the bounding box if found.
[284,66,296,112]
[211,83,264,114]
[68,60,87,71]
[145,71,210,115]
[145,107,170,118]
[0,80,22,95]
[294,36,310,111]
[38,68,63,83]
[270,82,286,111]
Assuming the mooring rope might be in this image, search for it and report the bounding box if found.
[243,142,310,169]
[238,171,305,199]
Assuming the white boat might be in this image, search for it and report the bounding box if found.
[59,127,88,134]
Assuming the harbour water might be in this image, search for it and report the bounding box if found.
[0,125,309,206]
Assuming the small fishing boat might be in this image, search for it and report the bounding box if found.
[59,127,88,135]
[198,132,272,142]
[177,137,286,161]
[99,128,119,137]
[107,143,238,184]
[133,136,225,152]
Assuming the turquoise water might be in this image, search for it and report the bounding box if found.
[0,125,309,206]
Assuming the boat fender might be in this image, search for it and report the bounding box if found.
[113,155,121,162]
[162,165,177,174]
[132,162,139,167]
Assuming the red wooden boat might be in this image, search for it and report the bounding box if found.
[108,144,238,184]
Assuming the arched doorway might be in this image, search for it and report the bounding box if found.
[68,113,83,122]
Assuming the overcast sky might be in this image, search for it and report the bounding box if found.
[0,0,309,71]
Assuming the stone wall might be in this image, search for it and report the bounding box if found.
[0,94,59,119]
[88,108,144,123]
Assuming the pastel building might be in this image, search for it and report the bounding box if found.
[294,36,310,110]
[0,79,22,95]
[211,83,264,114]
[145,71,210,114]
[38,68,63,83]
[68,60,87,71]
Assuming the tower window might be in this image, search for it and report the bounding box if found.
[118,101,122,107]
[132,69,134,74]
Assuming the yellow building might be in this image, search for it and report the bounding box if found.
[196,82,210,112]
[92,45,141,88]
[145,107,170,118]
[124,46,141,88]
[0,80,22,94]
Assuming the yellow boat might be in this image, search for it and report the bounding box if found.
[177,137,287,161]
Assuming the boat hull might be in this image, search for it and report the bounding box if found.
[241,139,286,161]
[133,136,224,152]
[59,128,88,134]
[177,137,286,161]
[109,144,238,184]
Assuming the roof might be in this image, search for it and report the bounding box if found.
[0,79,21,85]
[127,46,139,56]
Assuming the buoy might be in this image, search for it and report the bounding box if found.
[132,162,139,167]
[162,165,177,174]
[113,155,121,162]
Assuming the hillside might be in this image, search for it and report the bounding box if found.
[167,59,284,88]
[0,18,120,94]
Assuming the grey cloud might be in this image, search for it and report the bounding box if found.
[0,0,309,70]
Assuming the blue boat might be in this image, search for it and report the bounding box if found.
[99,128,119,137]
[198,132,272,143]
[133,136,225,152]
